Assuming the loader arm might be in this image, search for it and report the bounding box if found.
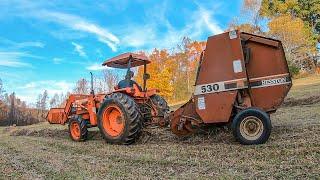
[47,94,91,124]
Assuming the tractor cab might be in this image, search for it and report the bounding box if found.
[102,52,156,97]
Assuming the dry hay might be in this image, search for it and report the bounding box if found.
[10,124,316,146]
[283,95,320,107]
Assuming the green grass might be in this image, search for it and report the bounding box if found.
[0,75,319,179]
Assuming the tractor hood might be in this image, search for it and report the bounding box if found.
[102,52,150,69]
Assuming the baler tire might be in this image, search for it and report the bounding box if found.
[231,107,271,145]
[68,116,88,142]
[150,94,170,126]
[98,93,143,145]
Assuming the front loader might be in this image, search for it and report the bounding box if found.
[47,53,169,144]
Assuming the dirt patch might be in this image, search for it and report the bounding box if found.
[283,95,320,107]
[10,128,69,138]
[138,126,234,145]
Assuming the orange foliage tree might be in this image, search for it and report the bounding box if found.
[268,14,317,72]
[136,49,174,101]
[136,39,206,103]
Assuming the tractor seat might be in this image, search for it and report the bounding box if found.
[117,80,142,91]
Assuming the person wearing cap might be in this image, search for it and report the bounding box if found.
[118,70,142,90]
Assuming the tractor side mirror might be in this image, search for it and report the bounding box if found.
[143,73,150,80]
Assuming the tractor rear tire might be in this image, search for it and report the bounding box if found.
[68,115,88,142]
[150,94,170,126]
[231,108,271,145]
[97,93,143,145]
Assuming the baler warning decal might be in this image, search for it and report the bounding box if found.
[194,78,248,95]
[197,97,206,110]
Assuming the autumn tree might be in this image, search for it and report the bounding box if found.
[102,69,120,92]
[135,38,205,103]
[0,80,41,126]
[36,94,42,110]
[169,38,206,101]
[258,0,318,72]
[228,0,264,34]
[40,90,48,111]
[8,92,15,125]
[136,49,174,101]
[0,78,6,114]
[35,90,48,120]
[229,0,318,73]
[49,93,60,108]
[73,78,89,94]
[260,0,320,40]
[268,14,317,72]
[0,78,4,100]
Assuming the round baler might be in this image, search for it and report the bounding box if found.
[169,30,292,145]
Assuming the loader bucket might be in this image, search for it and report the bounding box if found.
[47,108,66,124]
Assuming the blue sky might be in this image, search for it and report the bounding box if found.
[0,0,242,104]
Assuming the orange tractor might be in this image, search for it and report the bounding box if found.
[48,30,292,145]
[47,53,169,144]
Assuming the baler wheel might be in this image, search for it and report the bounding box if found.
[68,116,88,142]
[231,108,271,145]
[98,93,142,145]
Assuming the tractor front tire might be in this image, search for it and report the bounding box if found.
[68,115,88,142]
[231,108,271,145]
[97,93,142,145]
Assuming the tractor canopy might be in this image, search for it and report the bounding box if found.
[102,52,150,69]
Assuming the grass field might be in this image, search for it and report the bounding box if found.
[0,76,319,179]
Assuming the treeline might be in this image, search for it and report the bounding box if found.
[46,69,121,110]
[135,38,205,103]
[0,79,43,126]
[137,0,320,102]
[229,0,320,74]
[45,38,205,105]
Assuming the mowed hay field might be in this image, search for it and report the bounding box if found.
[0,76,319,179]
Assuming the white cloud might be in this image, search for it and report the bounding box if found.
[86,63,109,71]
[0,51,34,67]
[98,37,117,52]
[195,7,223,35]
[0,37,45,49]
[53,57,63,64]
[15,41,45,48]
[0,2,222,53]
[35,11,120,52]
[119,5,223,51]
[122,24,156,47]
[71,42,87,58]
[0,60,30,68]
[17,80,73,103]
